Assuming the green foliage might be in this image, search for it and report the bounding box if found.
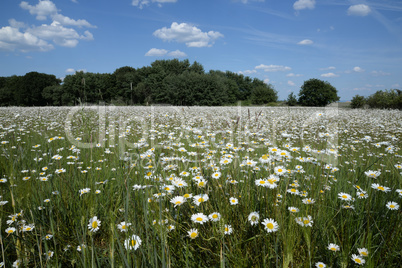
[298,78,340,106]
[286,92,298,106]
[250,83,278,105]
[366,89,402,109]
[350,95,366,109]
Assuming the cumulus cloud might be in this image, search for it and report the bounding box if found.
[255,64,291,72]
[286,73,302,77]
[132,0,177,9]
[145,48,168,56]
[320,66,336,70]
[263,78,270,84]
[153,22,223,47]
[238,69,257,75]
[288,80,296,86]
[1,1,95,52]
[66,68,75,73]
[293,0,316,10]
[297,39,313,45]
[321,72,339,78]
[145,48,187,57]
[20,0,58,20]
[347,4,371,16]
[0,26,54,52]
[353,66,365,72]
[167,49,187,57]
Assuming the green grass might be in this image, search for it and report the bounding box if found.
[0,106,401,267]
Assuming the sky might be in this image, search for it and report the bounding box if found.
[1,0,402,101]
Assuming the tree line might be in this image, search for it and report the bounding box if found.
[0,59,278,106]
[350,89,402,110]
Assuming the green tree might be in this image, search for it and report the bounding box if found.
[286,92,298,106]
[250,84,278,105]
[350,95,366,109]
[298,78,339,106]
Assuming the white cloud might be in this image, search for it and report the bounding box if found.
[145,48,168,56]
[320,66,336,70]
[0,26,53,52]
[255,64,291,72]
[8,19,26,29]
[52,14,96,28]
[391,83,400,88]
[288,80,296,86]
[370,70,391,76]
[353,66,365,72]
[66,68,75,73]
[153,22,223,47]
[240,0,265,3]
[293,0,316,11]
[286,73,302,77]
[239,69,257,75]
[132,0,177,9]
[20,0,58,20]
[347,4,371,16]
[167,50,187,57]
[297,39,313,45]
[321,72,339,78]
[263,78,270,84]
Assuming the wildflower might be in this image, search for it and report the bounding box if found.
[167,225,175,232]
[79,188,91,196]
[351,254,365,265]
[255,179,267,187]
[338,192,352,201]
[386,201,399,210]
[302,198,315,205]
[197,179,207,188]
[191,213,208,224]
[170,196,186,207]
[296,215,313,227]
[274,166,286,175]
[0,201,8,206]
[193,194,209,206]
[288,206,299,213]
[328,243,340,252]
[261,218,279,233]
[287,188,299,195]
[224,224,233,235]
[187,228,198,239]
[211,171,221,179]
[371,183,391,192]
[5,227,16,234]
[357,191,368,199]
[364,170,381,179]
[95,190,101,194]
[22,224,35,232]
[357,248,369,257]
[117,221,131,232]
[208,212,221,222]
[45,234,53,240]
[12,259,21,267]
[315,262,326,268]
[248,211,260,226]
[45,250,54,259]
[88,216,101,233]
[229,197,238,205]
[124,235,142,250]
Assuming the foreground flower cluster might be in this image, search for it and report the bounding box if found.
[0,106,400,267]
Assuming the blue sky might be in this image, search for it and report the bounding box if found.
[1,0,401,101]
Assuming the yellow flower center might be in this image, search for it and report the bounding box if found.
[390,204,395,208]
[377,186,384,191]
[92,221,98,229]
[260,181,265,184]
[355,258,361,263]
[277,169,283,173]
[198,198,204,202]
[131,240,137,246]
[342,195,347,199]
[196,217,203,222]
[266,223,274,229]
[175,201,181,205]
[190,232,197,238]
[303,220,310,225]
[361,252,368,256]
[183,194,190,198]
[122,225,126,229]
[7,229,13,233]
[212,214,218,219]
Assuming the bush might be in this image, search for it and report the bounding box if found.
[350,95,366,109]
[250,84,278,105]
[286,92,298,106]
[366,89,400,109]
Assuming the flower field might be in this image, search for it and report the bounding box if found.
[0,106,401,267]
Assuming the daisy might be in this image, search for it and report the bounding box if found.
[287,188,299,195]
[191,213,208,224]
[261,218,279,233]
[5,227,16,234]
[208,212,221,222]
[255,179,267,187]
[224,224,233,235]
[117,221,131,232]
[302,198,315,205]
[351,254,365,265]
[22,224,35,232]
[386,201,399,210]
[338,192,352,201]
[167,225,175,232]
[193,194,209,206]
[315,262,326,268]
[79,188,91,196]
[357,191,368,199]
[170,196,186,207]
[371,183,391,192]
[357,248,369,257]
[187,228,198,239]
[88,216,101,233]
[296,215,313,227]
[327,243,340,252]
[364,170,381,179]
[211,172,221,179]
[248,211,260,226]
[45,250,54,260]
[12,259,21,267]
[288,206,299,213]
[229,197,238,205]
[124,235,142,250]
[197,179,207,188]
[274,166,286,175]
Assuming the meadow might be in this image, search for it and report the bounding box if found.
[0,105,401,267]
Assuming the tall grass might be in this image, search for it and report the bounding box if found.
[0,106,401,267]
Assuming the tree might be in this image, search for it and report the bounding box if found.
[286,92,298,106]
[350,95,366,109]
[250,84,278,105]
[298,79,339,106]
